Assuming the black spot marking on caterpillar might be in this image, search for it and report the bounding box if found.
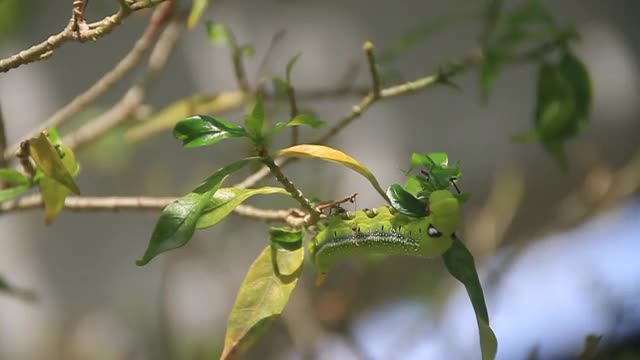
[427,225,442,238]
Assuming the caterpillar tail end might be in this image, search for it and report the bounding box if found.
[315,273,327,286]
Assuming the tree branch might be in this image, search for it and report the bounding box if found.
[63,17,183,151]
[0,193,305,226]
[0,0,167,74]
[2,3,174,161]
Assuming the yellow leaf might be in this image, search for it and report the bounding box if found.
[39,145,79,224]
[274,144,389,202]
[221,245,302,359]
[29,133,80,194]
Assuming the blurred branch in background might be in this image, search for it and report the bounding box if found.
[62,16,183,151]
[0,0,167,74]
[2,2,174,160]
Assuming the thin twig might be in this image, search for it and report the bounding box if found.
[315,193,358,213]
[234,34,566,190]
[0,104,7,169]
[0,193,305,226]
[254,30,287,92]
[363,41,381,97]
[287,81,300,146]
[63,18,182,151]
[232,49,251,93]
[3,3,174,161]
[0,0,167,74]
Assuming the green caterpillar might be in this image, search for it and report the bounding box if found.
[310,190,460,274]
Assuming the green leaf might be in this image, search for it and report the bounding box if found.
[269,227,303,245]
[578,334,602,360]
[244,97,265,142]
[443,237,498,360]
[196,187,289,229]
[29,132,80,194]
[479,0,558,99]
[403,176,423,197]
[173,115,245,147]
[221,245,302,359]
[269,227,304,276]
[274,144,390,203]
[205,21,236,47]
[285,53,302,83]
[0,168,29,185]
[0,183,30,203]
[269,114,326,138]
[287,114,325,128]
[188,0,209,29]
[386,184,428,217]
[39,145,79,224]
[559,51,591,124]
[136,158,260,266]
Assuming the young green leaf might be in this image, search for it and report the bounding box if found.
[0,168,29,185]
[285,53,302,83]
[29,132,80,194]
[221,245,302,359]
[443,237,498,360]
[196,187,289,229]
[205,21,235,47]
[269,114,326,138]
[187,0,209,29]
[386,184,428,217]
[39,144,79,224]
[173,115,245,147]
[287,114,325,128]
[137,158,260,266]
[244,97,265,142]
[274,144,390,203]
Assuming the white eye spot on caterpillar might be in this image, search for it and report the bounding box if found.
[427,225,442,238]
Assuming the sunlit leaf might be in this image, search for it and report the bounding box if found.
[386,184,428,217]
[221,245,302,359]
[274,144,389,203]
[29,132,80,194]
[187,0,209,29]
[137,158,260,266]
[196,186,289,229]
[443,237,498,360]
[39,145,79,224]
[173,115,245,147]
